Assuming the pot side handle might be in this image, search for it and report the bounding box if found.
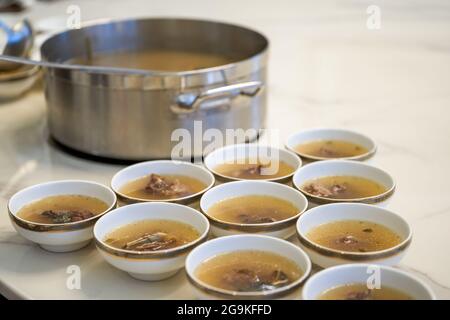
[171,81,263,114]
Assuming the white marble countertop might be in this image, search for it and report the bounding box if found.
[1,0,450,299]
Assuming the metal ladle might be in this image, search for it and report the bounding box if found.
[0,19,33,71]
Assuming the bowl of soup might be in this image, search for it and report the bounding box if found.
[8,180,117,252]
[286,128,376,162]
[293,160,395,207]
[200,180,308,239]
[296,203,412,268]
[204,144,301,184]
[111,160,215,207]
[94,202,209,281]
[302,264,435,300]
[186,234,311,299]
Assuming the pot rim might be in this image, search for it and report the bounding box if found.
[40,17,269,90]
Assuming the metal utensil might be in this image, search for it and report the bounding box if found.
[0,19,33,71]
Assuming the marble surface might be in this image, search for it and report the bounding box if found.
[1,0,450,299]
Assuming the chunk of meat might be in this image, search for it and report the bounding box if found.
[145,174,189,197]
[336,235,358,245]
[231,164,267,177]
[318,146,338,158]
[346,289,373,300]
[123,232,178,251]
[222,268,291,292]
[237,214,277,224]
[41,210,94,224]
[222,269,261,291]
[303,183,347,197]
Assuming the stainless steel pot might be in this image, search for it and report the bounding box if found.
[39,18,268,160]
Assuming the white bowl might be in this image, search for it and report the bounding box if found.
[185,234,312,299]
[8,180,117,253]
[293,160,395,207]
[296,203,412,268]
[204,143,301,183]
[286,128,376,162]
[302,264,435,300]
[94,202,209,281]
[111,160,215,206]
[200,180,308,239]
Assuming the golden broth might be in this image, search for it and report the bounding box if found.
[302,176,386,200]
[119,174,206,200]
[295,140,368,159]
[208,195,298,224]
[319,283,413,300]
[195,250,303,292]
[17,195,109,224]
[214,159,294,180]
[67,49,234,72]
[104,219,200,251]
[306,220,402,253]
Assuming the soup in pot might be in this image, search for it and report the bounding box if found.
[67,49,235,72]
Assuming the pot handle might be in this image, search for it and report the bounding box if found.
[172,81,263,114]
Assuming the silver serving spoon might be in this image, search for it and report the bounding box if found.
[0,19,33,71]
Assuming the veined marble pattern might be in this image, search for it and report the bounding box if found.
[0,0,449,299]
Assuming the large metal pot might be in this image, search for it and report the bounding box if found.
[40,18,268,160]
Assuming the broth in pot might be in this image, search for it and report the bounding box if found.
[67,49,235,72]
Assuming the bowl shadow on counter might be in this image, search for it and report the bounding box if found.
[79,243,191,299]
[0,230,81,274]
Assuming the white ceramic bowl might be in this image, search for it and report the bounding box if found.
[200,180,308,239]
[185,234,312,299]
[94,202,209,281]
[302,264,435,300]
[8,180,117,253]
[293,160,395,207]
[286,128,376,162]
[204,143,301,183]
[111,160,215,205]
[296,203,412,268]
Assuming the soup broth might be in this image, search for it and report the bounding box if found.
[319,283,413,300]
[208,195,298,224]
[195,250,302,292]
[302,176,386,200]
[119,174,206,200]
[67,49,235,72]
[214,159,294,180]
[306,220,402,253]
[17,195,109,224]
[295,140,368,159]
[104,219,200,251]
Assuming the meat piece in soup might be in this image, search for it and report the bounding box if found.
[306,220,402,253]
[319,283,413,300]
[119,174,206,200]
[17,195,109,224]
[104,219,200,252]
[302,176,386,200]
[214,159,294,180]
[195,250,303,292]
[207,195,299,224]
[295,140,368,159]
